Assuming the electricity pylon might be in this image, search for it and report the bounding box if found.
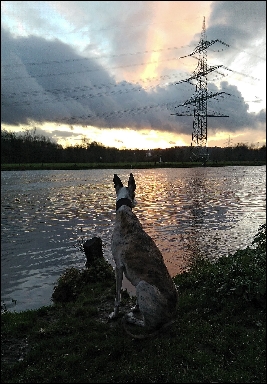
[172,17,230,163]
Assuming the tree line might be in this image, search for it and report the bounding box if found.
[1,128,266,164]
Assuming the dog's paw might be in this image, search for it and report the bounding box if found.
[125,312,145,327]
[108,311,118,321]
[131,304,140,313]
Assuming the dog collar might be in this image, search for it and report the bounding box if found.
[116,198,132,211]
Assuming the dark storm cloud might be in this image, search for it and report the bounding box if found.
[209,1,266,37]
[1,25,194,132]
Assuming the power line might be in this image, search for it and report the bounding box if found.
[1,44,194,69]
[1,72,194,107]
[1,41,262,82]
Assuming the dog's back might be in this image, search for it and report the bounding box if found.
[112,207,177,313]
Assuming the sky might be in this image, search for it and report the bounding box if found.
[1,1,266,150]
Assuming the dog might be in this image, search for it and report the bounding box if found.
[109,173,178,337]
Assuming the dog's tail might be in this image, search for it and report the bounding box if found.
[122,315,176,340]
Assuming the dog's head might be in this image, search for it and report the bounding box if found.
[113,173,137,208]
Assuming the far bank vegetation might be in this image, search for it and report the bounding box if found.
[1,128,266,165]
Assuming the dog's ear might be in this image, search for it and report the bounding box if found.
[113,174,123,193]
[128,173,136,197]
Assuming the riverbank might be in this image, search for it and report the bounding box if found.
[1,224,265,383]
[1,160,266,171]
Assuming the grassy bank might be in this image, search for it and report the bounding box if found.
[1,160,266,171]
[1,224,266,383]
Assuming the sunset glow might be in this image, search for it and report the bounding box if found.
[2,121,265,150]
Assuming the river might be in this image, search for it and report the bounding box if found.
[1,166,266,312]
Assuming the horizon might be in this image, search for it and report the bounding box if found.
[2,127,265,152]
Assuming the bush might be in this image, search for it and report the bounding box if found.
[52,260,115,303]
[174,223,266,311]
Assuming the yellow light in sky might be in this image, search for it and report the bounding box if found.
[141,51,160,82]
[139,13,164,83]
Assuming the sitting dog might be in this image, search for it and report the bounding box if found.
[109,173,178,336]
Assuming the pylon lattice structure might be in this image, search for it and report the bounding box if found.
[172,17,230,163]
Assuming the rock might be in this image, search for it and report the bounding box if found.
[83,237,103,267]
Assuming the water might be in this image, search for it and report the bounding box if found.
[1,166,266,312]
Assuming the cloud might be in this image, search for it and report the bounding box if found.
[207,1,266,69]
[209,1,266,38]
[1,1,265,146]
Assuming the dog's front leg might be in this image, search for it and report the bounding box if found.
[109,266,123,320]
[131,299,140,313]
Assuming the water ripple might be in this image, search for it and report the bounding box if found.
[1,166,266,312]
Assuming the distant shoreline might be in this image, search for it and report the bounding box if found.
[1,161,266,171]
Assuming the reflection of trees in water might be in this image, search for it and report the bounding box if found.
[188,170,207,225]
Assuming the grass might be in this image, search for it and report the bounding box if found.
[1,160,266,171]
[1,224,266,383]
